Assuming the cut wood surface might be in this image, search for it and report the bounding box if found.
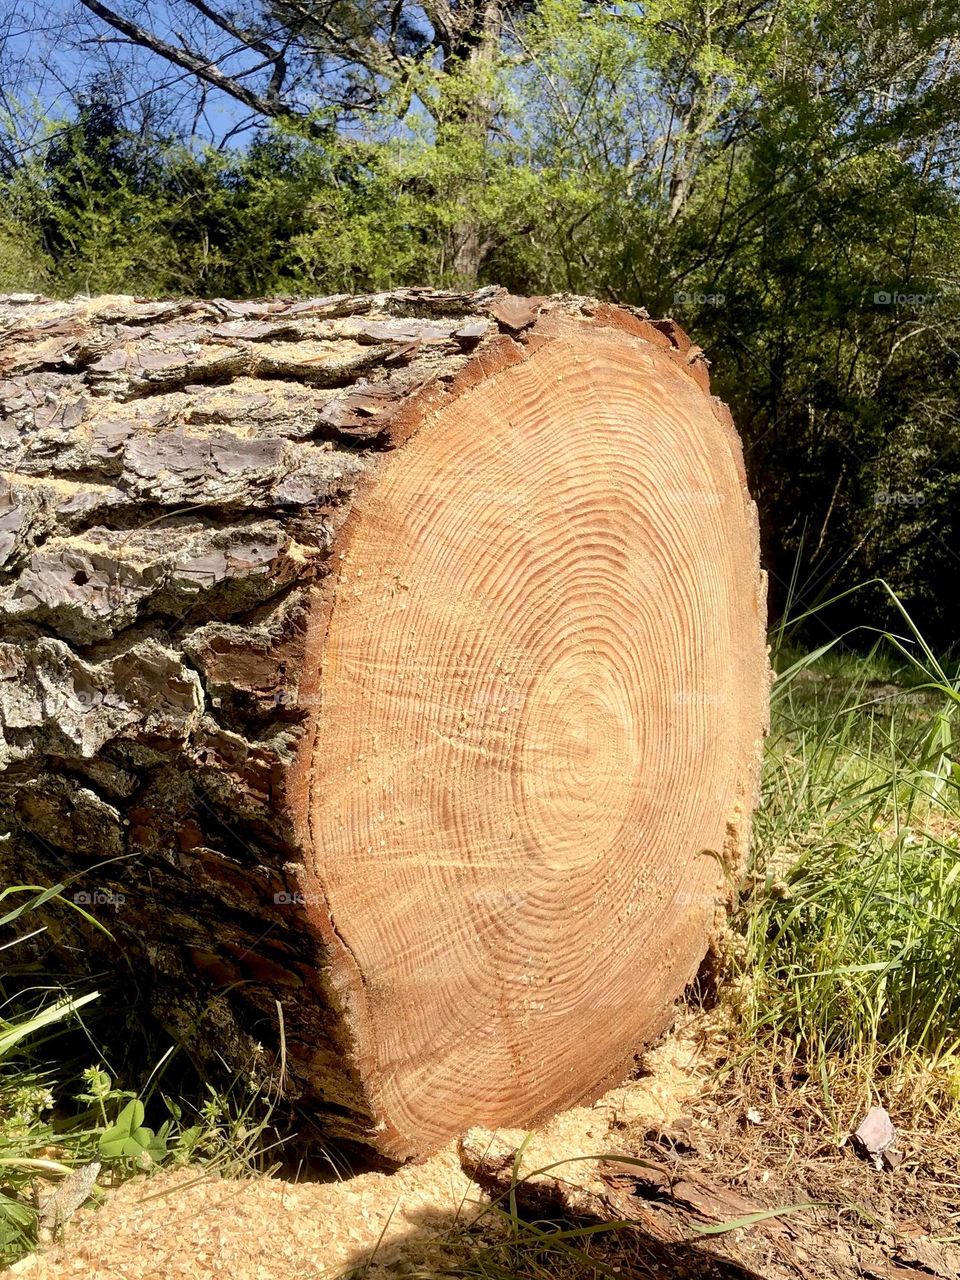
[0,287,769,1158]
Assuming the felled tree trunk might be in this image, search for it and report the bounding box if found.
[0,288,768,1160]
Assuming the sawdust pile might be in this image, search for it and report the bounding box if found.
[9,1033,704,1280]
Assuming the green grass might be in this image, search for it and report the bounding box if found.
[741,609,960,1114]
[0,884,283,1265]
[1,886,100,1263]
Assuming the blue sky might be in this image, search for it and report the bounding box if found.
[3,1,276,150]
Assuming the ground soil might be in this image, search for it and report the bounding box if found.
[8,1017,960,1280]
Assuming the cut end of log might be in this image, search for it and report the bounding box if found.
[0,288,768,1161]
[291,305,768,1156]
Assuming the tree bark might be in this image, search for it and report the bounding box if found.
[0,287,769,1160]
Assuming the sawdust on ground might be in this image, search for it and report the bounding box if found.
[9,1029,706,1280]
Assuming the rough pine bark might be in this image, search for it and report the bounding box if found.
[0,287,769,1160]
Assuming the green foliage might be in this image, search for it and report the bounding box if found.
[0,2,959,626]
[0,213,48,292]
[740,603,960,1111]
[0,880,274,1267]
[97,1099,166,1164]
[1,884,99,1265]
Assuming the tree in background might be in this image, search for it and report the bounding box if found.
[53,0,533,278]
[0,0,958,644]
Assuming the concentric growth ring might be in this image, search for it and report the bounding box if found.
[302,318,767,1156]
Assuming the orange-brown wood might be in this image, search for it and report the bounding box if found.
[0,290,767,1159]
[296,313,768,1157]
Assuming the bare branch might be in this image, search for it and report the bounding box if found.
[77,0,314,130]
[182,0,281,64]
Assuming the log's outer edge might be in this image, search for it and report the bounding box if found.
[0,289,769,1158]
[288,300,771,1158]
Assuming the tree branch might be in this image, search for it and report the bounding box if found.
[182,0,282,65]
[77,0,311,130]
